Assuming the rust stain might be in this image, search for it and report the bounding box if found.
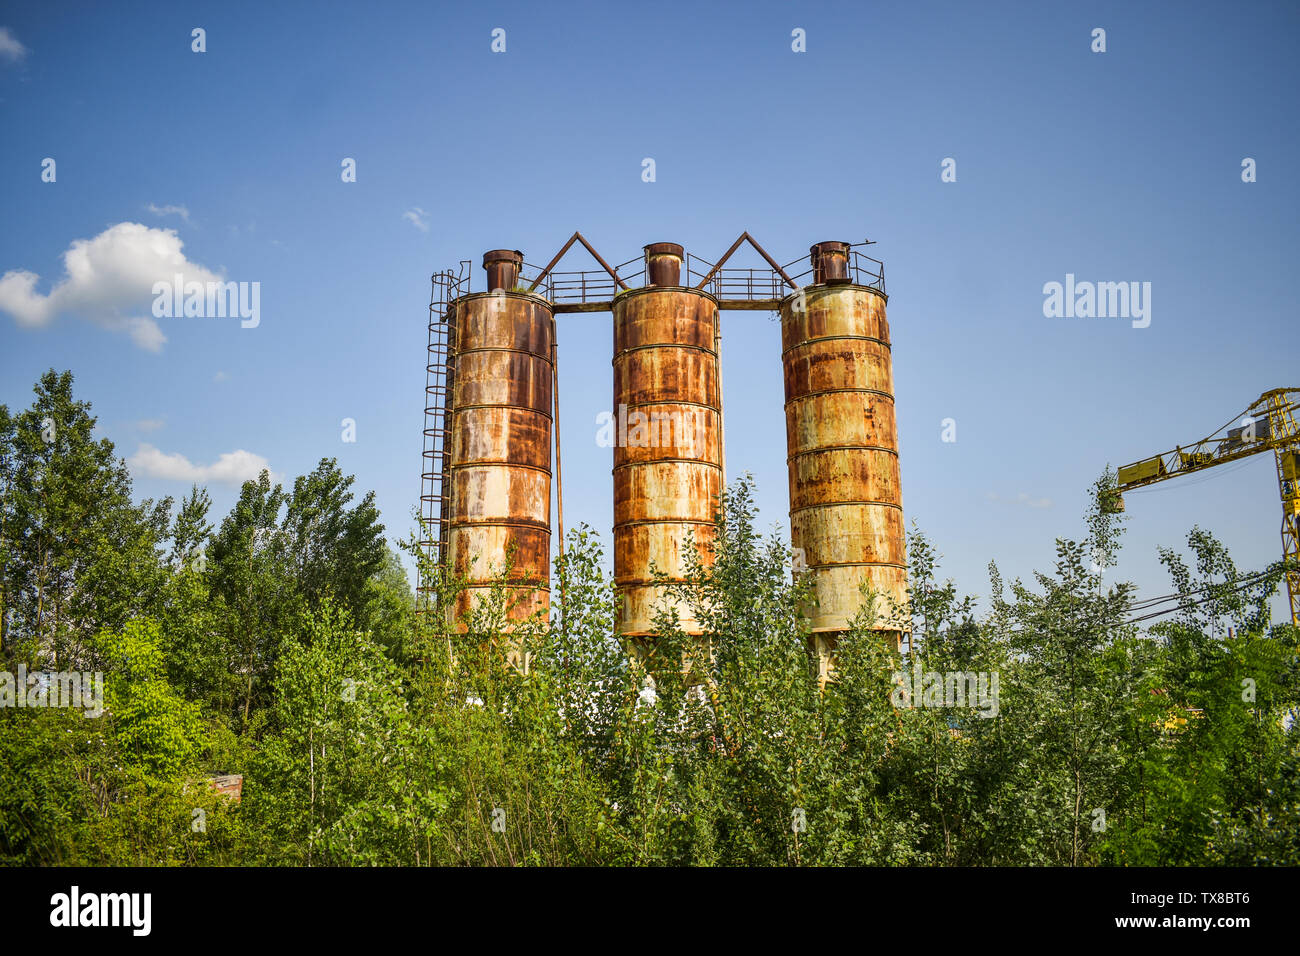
[809,240,851,284]
[613,286,721,636]
[781,283,907,635]
[482,249,523,292]
[446,291,553,628]
[643,242,684,287]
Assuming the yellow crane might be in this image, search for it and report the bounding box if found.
[1107,387,1300,627]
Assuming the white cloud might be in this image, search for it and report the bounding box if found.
[0,27,28,63]
[146,203,190,222]
[403,207,430,232]
[213,370,228,383]
[125,316,166,351]
[134,418,165,432]
[0,221,224,351]
[128,443,274,485]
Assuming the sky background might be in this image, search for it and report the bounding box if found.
[2,0,1298,619]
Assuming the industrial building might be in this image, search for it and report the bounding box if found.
[418,234,909,666]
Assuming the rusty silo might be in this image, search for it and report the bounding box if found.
[612,242,723,638]
[781,240,907,654]
[445,249,554,626]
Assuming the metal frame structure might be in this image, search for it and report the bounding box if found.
[417,233,888,611]
[1113,386,1300,627]
[519,231,885,312]
[420,235,1298,639]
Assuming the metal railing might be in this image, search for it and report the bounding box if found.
[613,255,645,290]
[782,246,886,294]
[517,262,554,298]
[430,240,887,317]
[522,247,884,308]
[702,267,791,301]
[684,253,714,288]
[548,269,622,304]
[537,255,642,306]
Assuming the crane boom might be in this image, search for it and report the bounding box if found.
[1111,387,1300,627]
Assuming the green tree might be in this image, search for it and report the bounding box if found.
[208,470,297,725]
[363,544,416,662]
[97,619,208,778]
[282,458,385,625]
[247,601,446,865]
[0,370,170,669]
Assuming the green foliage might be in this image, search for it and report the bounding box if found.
[97,620,207,777]
[2,370,1297,867]
[246,601,443,865]
[0,705,111,865]
[282,459,386,620]
[364,545,415,663]
[0,369,171,668]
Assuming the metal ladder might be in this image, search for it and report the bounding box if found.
[417,263,468,612]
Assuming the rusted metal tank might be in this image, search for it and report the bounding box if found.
[613,244,721,637]
[643,242,685,287]
[781,243,906,646]
[809,240,850,284]
[445,251,553,627]
[483,249,524,292]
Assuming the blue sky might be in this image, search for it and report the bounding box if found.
[2,0,1298,618]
